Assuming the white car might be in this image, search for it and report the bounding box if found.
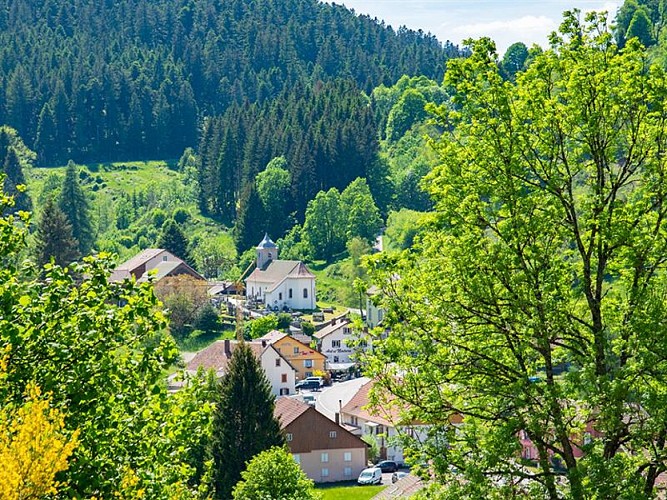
[304,376,324,387]
[357,467,382,485]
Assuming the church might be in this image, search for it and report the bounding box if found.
[244,234,317,310]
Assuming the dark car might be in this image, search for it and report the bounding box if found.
[295,380,321,391]
[375,460,398,473]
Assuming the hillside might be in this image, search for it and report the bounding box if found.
[0,0,461,166]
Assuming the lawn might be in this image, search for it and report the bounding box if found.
[316,482,385,500]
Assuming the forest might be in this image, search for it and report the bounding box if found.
[5,0,667,498]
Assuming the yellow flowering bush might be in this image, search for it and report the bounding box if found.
[0,381,78,500]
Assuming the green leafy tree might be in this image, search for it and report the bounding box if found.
[500,41,529,79]
[385,88,428,142]
[210,342,285,500]
[58,160,94,255]
[256,156,292,238]
[303,188,345,261]
[232,446,319,500]
[245,315,279,340]
[158,219,193,264]
[341,178,383,244]
[33,197,80,268]
[0,188,210,497]
[365,12,667,499]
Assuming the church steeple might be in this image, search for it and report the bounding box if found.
[256,233,278,269]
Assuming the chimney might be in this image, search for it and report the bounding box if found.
[335,413,340,425]
[224,339,231,356]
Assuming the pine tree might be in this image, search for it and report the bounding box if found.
[34,197,80,268]
[234,181,265,253]
[157,219,192,264]
[3,147,32,213]
[210,342,284,500]
[58,160,94,256]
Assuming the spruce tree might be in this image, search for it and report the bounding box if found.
[157,219,193,264]
[59,160,94,255]
[234,182,265,253]
[34,197,80,268]
[3,147,32,213]
[210,342,284,500]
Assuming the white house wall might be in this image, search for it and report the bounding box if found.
[264,277,316,311]
[261,349,296,396]
[320,327,368,365]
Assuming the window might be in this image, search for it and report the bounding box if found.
[329,431,337,438]
[162,255,168,261]
[275,358,281,367]
[281,374,287,383]
[279,292,282,300]
[303,288,308,298]
[344,467,352,477]
[279,388,290,395]
[294,346,300,354]
[332,340,341,348]
[343,327,351,334]
[286,433,293,442]
[293,454,301,464]
[268,252,272,260]
[321,453,329,463]
[304,359,313,368]
[344,452,352,462]
[289,288,293,298]
[333,356,339,363]
[321,468,329,478]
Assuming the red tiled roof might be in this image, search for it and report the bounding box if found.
[274,397,311,428]
[187,340,264,373]
[341,380,401,428]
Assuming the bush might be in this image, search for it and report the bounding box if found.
[172,207,190,224]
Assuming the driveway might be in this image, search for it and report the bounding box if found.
[316,376,369,421]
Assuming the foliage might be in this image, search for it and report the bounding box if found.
[340,178,383,245]
[500,41,529,79]
[231,446,319,500]
[158,219,193,264]
[0,183,209,497]
[154,275,211,340]
[365,12,667,498]
[303,188,346,260]
[316,484,385,500]
[384,209,424,252]
[58,160,94,255]
[33,196,80,267]
[0,383,78,500]
[210,342,285,500]
[2,147,32,213]
[301,321,315,337]
[246,314,280,340]
[361,434,380,464]
[256,156,293,238]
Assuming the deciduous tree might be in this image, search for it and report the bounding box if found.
[366,12,667,498]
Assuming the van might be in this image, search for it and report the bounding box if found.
[357,467,382,485]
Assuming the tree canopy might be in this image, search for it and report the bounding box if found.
[366,11,667,498]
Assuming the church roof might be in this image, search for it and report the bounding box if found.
[257,233,277,249]
[245,260,315,289]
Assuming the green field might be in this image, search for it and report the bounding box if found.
[317,483,385,500]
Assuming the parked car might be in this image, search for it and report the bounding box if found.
[295,380,320,391]
[357,467,383,485]
[392,471,409,483]
[302,394,316,407]
[304,376,324,387]
[375,460,399,473]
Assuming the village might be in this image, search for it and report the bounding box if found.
[109,233,429,496]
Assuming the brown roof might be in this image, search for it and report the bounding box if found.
[115,248,166,272]
[341,380,400,428]
[274,397,312,427]
[187,340,265,374]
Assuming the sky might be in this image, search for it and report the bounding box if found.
[326,0,620,53]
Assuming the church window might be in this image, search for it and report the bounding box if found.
[303,288,308,298]
[289,288,293,298]
[279,292,282,300]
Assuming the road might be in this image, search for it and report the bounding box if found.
[316,376,370,421]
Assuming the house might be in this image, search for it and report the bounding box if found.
[258,330,326,380]
[366,285,386,329]
[339,380,439,465]
[110,248,204,283]
[185,339,296,396]
[245,234,316,310]
[275,397,367,483]
[314,315,367,372]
